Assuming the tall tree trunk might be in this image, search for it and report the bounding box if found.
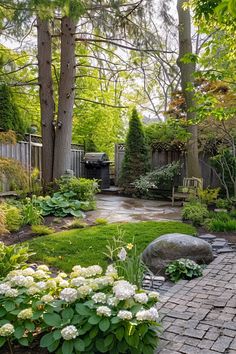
[37,18,55,185]
[53,16,76,179]
[177,0,201,178]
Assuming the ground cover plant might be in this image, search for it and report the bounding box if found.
[165,258,203,282]
[27,222,196,272]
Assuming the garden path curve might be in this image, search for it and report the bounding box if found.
[156,252,236,354]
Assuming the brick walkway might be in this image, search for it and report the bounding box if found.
[156,253,236,354]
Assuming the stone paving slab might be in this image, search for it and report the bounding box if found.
[156,253,236,354]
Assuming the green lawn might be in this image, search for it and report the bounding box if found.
[27,221,196,272]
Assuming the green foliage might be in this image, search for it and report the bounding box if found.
[67,219,88,229]
[0,158,29,192]
[0,84,26,134]
[0,130,17,144]
[165,258,203,283]
[36,193,85,218]
[211,147,236,198]
[21,197,43,226]
[0,264,160,354]
[145,119,190,145]
[1,204,22,232]
[215,198,231,209]
[31,225,54,235]
[104,229,147,288]
[133,161,181,197]
[205,210,236,231]
[198,187,220,205]
[119,108,150,192]
[182,201,209,225]
[95,218,108,225]
[27,221,196,272]
[0,242,34,280]
[57,177,99,202]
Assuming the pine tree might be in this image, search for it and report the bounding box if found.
[0,84,25,134]
[119,108,150,192]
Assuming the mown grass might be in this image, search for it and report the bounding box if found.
[27,221,196,272]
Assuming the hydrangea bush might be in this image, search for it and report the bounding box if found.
[0,263,161,354]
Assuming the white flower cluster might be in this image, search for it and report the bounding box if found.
[77,285,92,298]
[136,307,159,322]
[113,280,136,300]
[0,283,11,295]
[60,288,78,303]
[71,276,85,287]
[71,265,103,278]
[17,308,33,320]
[97,306,112,317]
[41,294,54,303]
[105,265,118,278]
[0,323,14,336]
[5,288,18,298]
[61,325,78,340]
[134,293,148,304]
[10,275,34,288]
[92,292,106,303]
[148,291,159,300]
[117,310,133,320]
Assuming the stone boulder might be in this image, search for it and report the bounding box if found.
[142,233,213,274]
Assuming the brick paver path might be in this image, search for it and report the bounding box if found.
[156,253,236,354]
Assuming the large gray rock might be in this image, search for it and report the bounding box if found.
[142,233,213,274]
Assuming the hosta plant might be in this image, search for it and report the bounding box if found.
[0,264,161,354]
[165,258,203,283]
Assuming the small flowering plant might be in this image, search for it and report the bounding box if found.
[104,228,147,288]
[0,263,160,354]
[165,258,203,283]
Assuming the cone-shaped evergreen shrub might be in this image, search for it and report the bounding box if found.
[0,84,25,134]
[119,108,150,192]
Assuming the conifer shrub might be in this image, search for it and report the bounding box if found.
[0,158,29,192]
[0,84,26,134]
[119,108,150,193]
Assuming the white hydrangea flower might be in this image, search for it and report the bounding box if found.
[136,307,159,322]
[71,265,102,278]
[10,276,34,288]
[96,306,112,317]
[134,293,148,304]
[77,285,92,298]
[34,270,48,279]
[27,286,41,295]
[37,265,49,272]
[36,281,47,290]
[92,292,107,303]
[117,310,133,320]
[94,276,114,287]
[117,247,127,261]
[22,268,35,276]
[58,272,67,278]
[105,265,118,278]
[41,294,54,303]
[17,308,33,320]
[0,283,11,295]
[46,279,57,289]
[71,277,86,287]
[87,265,103,277]
[148,291,159,300]
[0,323,14,336]
[61,325,78,340]
[5,288,18,297]
[59,280,69,288]
[60,288,78,303]
[113,280,136,300]
[107,296,119,307]
[7,270,23,279]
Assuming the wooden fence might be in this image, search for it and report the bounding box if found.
[115,143,220,188]
[0,141,84,192]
